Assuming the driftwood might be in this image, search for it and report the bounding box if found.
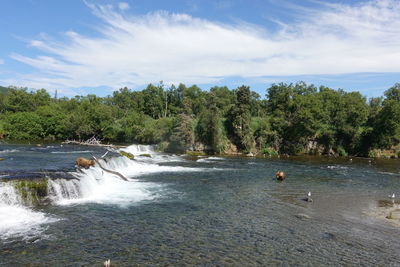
[92,156,128,181]
[62,136,125,149]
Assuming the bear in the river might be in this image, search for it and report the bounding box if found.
[76,157,95,169]
[276,171,285,181]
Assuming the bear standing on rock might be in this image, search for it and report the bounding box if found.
[76,157,95,169]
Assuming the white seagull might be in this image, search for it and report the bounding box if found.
[308,192,311,197]
[389,193,395,199]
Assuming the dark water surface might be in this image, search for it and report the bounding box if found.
[0,144,400,266]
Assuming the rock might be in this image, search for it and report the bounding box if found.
[322,232,336,240]
[302,197,313,202]
[120,151,134,160]
[0,158,5,161]
[13,179,49,205]
[246,152,254,157]
[386,209,400,220]
[295,213,311,220]
[139,154,152,158]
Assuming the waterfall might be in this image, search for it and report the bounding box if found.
[0,144,203,240]
[0,182,22,206]
[0,182,57,240]
[119,144,156,155]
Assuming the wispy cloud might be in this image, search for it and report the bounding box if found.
[118,2,130,11]
[5,0,400,94]
[213,0,233,10]
[0,59,4,64]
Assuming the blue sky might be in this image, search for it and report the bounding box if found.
[0,0,399,98]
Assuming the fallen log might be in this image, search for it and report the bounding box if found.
[63,140,117,148]
[62,136,125,149]
[91,156,128,181]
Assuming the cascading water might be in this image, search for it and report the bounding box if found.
[119,144,156,155]
[47,144,203,206]
[0,182,57,240]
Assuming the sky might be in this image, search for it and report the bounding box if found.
[0,0,399,98]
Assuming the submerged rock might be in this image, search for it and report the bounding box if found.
[0,158,5,161]
[378,199,400,207]
[294,213,311,220]
[322,232,337,240]
[139,154,152,158]
[386,209,400,220]
[302,197,313,202]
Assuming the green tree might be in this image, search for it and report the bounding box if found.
[168,114,195,153]
[384,83,400,102]
[196,94,226,153]
[228,85,253,152]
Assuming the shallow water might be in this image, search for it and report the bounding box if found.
[0,144,399,266]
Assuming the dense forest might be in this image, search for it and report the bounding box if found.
[0,82,399,157]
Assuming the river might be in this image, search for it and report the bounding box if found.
[0,143,399,266]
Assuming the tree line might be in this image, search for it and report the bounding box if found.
[0,82,399,157]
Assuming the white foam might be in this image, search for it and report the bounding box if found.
[327,165,348,170]
[0,183,57,240]
[120,144,156,155]
[207,157,226,160]
[48,153,203,206]
[51,150,94,154]
[0,149,19,154]
[197,156,226,163]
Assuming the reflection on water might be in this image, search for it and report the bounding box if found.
[0,144,399,266]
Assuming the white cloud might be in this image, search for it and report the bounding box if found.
[118,2,130,11]
[6,0,400,94]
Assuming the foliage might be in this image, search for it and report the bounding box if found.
[3,112,45,140]
[337,146,348,157]
[228,85,254,152]
[262,147,279,156]
[168,114,195,153]
[196,94,226,154]
[0,82,399,157]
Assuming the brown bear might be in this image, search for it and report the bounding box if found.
[76,157,95,169]
[276,171,285,181]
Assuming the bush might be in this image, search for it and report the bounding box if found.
[368,149,378,158]
[337,146,348,157]
[3,112,45,140]
[262,147,279,156]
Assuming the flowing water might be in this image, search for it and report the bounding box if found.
[0,144,399,266]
